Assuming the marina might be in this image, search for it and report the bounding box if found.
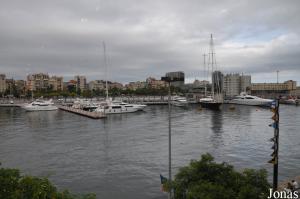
[0,104,299,199]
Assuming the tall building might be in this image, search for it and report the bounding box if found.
[223,73,251,97]
[0,74,6,93]
[49,76,64,91]
[212,71,224,93]
[26,73,49,91]
[165,71,185,87]
[74,75,87,91]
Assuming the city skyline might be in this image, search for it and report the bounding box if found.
[0,0,300,83]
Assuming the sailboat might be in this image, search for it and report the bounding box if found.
[199,34,223,110]
[94,42,146,114]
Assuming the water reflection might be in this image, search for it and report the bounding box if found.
[210,110,224,149]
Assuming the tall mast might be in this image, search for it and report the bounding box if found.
[203,53,207,96]
[210,34,215,99]
[103,42,108,100]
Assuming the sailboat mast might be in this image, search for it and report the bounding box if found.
[103,42,108,100]
[203,53,207,97]
[210,34,215,99]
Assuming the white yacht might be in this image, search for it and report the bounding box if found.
[228,92,273,107]
[112,100,147,111]
[22,99,58,111]
[171,96,188,107]
[94,99,141,114]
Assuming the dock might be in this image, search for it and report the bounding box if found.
[0,104,23,107]
[58,106,106,119]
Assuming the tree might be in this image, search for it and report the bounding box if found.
[168,153,270,199]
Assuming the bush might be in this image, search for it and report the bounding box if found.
[0,167,96,199]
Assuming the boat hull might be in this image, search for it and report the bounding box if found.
[171,101,188,107]
[95,107,139,114]
[228,100,272,107]
[23,106,58,111]
[199,102,222,110]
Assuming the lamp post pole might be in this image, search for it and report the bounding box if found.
[168,81,172,199]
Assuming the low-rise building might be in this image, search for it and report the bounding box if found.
[146,77,167,89]
[109,82,123,89]
[251,80,297,98]
[125,81,146,90]
[88,80,106,91]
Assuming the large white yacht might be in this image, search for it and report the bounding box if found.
[94,99,142,114]
[22,99,58,111]
[171,96,188,107]
[112,100,147,111]
[228,92,273,107]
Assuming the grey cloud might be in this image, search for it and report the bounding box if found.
[0,0,299,83]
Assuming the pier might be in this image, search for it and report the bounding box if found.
[115,96,169,105]
[58,106,106,119]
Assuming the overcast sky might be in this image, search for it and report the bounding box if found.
[0,0,299,84]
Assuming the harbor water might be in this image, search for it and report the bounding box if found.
[0,104,299,199]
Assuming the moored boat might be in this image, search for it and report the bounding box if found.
[228,92,273,107]
[171,96,188,107]
[22,99,58,111]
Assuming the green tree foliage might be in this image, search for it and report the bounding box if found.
[0,167,96,199]
[169,154,270,199]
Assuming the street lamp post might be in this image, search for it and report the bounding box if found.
[161,76,183,199]
[168,81,172,199]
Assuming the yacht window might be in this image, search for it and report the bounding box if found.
[245,97,254,99]
[125,105,133,107]
[112,106,121,109]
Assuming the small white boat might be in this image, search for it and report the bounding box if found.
[228,92,273,107]
[171,96,188,107]
[22,99,58,111]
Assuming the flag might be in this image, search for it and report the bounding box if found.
[160,174,168,192]
[268,122,278,129]
[269,137,275,142]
